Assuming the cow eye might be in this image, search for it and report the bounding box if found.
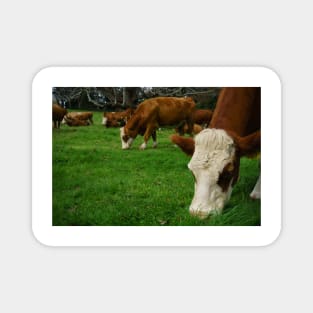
[217,163,234,191]
[224,162,234,172]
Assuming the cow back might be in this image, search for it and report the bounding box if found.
[132,97,195,126]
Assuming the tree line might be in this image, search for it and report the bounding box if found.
[53,87,221,111]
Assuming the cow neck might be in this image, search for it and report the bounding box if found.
[209,87,260,137]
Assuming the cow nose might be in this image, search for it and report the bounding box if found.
[189,203,223,219]
[190,209,209,219]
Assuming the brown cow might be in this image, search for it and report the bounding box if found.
[62,112,93,125]
[63,115,90,126]
[175,123,203,136]
[120,97,196,150]
[175,109,212,135]
[171,87,260,218]
[53,103,68,128]
[193,109,213,126]
[102,108,135,127]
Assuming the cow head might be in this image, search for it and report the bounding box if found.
[103,113,119,127]
[104,111,133,128]
[120,127,135,149]
[188,128,260,218]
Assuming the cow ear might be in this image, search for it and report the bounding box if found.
[232,130,261,158]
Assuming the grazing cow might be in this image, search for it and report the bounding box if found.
[52,103,68,129]
[171,87,261,218]
[63,115,90,126]
[102,108,135,127]
[120,97,196,150]
[62,112,93,124]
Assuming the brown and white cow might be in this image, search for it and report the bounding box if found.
[63,115,90,126]
[171,87,261,218]
[62,112,93,125]
[102,108,135,127]
[120,97,196,150]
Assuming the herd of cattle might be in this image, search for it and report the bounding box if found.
[53,87,261,218]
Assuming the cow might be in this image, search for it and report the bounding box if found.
[63,115,90,126]
[102,108,135,127]
[170,87,260,218]
[193,109,213,126]
[174,109,212,135]
[52,103,68,129]
[120,97,196,150]
[62,112,93,125]
[175,123,203,136]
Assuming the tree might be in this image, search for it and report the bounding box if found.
[122,87,138,108]
[52,87,221,111]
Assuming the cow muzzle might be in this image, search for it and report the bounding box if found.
[189,202,224,219]
[188,175,230,218]
[121,137,134,150]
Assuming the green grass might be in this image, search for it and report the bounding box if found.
[53,111,260,226]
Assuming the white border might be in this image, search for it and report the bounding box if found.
[32,67,281,246]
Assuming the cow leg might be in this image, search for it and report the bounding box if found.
[185,118,194,136]
[140,124,156,150]
[176,121,186,136]
[152,131,157,148]
[250,174,261,199]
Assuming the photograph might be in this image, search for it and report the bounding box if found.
[52,86,261,227]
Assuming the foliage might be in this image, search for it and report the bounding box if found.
[53,111,261,226]
[52,87,220,111]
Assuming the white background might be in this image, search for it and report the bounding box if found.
[33,67,281,247]
[0,0,310,312]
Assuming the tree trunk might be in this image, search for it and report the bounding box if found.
[122,87,137,108]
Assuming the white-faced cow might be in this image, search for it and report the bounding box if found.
[120,97,196,150]
[103,108,135,127]
[62,112,93,125]
[171,87,261,218]
[63,115,90,126]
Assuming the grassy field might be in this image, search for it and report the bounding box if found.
[53,111,260,226]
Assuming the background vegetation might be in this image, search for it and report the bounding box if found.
[53,87,221,111]
[53,111,261,226]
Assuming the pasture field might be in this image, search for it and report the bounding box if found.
[53,111,261,226]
